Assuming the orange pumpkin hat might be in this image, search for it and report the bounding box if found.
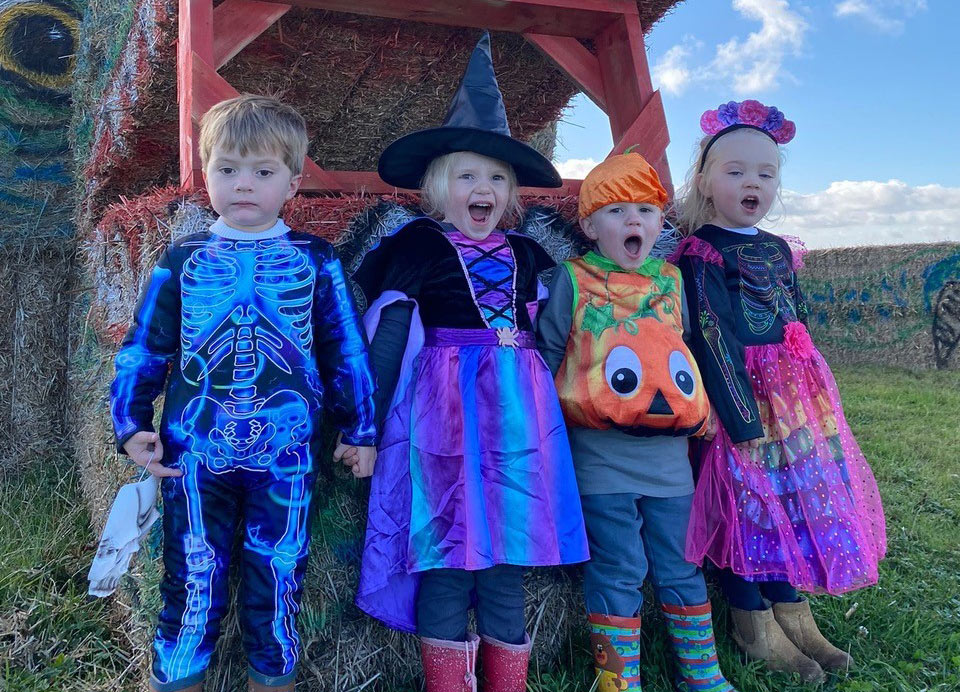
[578,152,668,219]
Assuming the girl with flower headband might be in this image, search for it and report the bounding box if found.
[673,100,887,682]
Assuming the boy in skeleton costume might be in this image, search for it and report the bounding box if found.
[537,154,737,692]
[110,95,376,692]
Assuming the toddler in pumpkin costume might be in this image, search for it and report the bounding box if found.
[537,153,736,692]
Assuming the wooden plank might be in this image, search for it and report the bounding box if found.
[595,13,652,141]
[295,169,582,195]
[261,0,636,38]
[524,33,606,109]
[608,90,671,192]
[178,0,215,187]
[213,0,291,69]
[190,55,341,189]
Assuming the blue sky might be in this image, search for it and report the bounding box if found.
[554,0,959,247]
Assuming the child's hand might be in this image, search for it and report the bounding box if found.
[333,434,377,477]
[122,431,182,478]
[350,446,377,478]
[703,409,718,441]
[734,438,762,456]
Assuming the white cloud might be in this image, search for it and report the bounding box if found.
[652,1,807,96]
[834,0,927,34]
[770,179,960,248]
[652,43,694,96]
[554,157,600,179]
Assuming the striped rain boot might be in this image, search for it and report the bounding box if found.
[661,603,737,692]
[587,613,644,691]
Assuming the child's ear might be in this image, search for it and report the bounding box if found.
[286,173,303,200]
[695,171,709,199]
[579,215,599,241]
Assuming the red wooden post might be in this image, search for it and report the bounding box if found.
[178,0,214,188]
[213,0,292,69]
[594,13,671,190]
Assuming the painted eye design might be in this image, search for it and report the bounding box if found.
[604,346,642,397]
[0,1,78,94]
[669,350,697,398]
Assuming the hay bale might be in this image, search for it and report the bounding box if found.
[0,239,75,471]
[801,242,960,370]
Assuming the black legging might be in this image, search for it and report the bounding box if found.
[717,568,800,610]
[416,565,527,644]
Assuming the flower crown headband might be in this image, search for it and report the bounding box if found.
[698,99,796,172]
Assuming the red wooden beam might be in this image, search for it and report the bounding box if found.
[178,0,214,188]
[260,0,636,38]
[213,0,291,69]
[524,33,605,109]
[299,170,582,196]
[608,90,671,192]
[595,13,653,142]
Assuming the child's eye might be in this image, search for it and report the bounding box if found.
[492,174,505,181]
[607,206,622,214]
[760,173,775,179]
[727,171,742,176]
[219,167,235,175]
[459,173,474,180]
[256,169,274,177]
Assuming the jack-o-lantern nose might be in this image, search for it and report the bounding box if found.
[648,389,673,415]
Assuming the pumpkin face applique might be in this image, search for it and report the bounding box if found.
[556,255,709,436]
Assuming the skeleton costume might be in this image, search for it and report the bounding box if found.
[111,218,376,690]
[675,224,887,594]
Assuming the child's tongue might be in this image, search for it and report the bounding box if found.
[469,204,490,225]
[624,236,641,256]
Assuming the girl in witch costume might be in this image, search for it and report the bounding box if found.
[673,100,887,682]
[349,33,589,692]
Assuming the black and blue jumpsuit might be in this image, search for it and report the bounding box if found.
[110,219,376,690]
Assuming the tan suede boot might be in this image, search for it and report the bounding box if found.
[729,606,825,683]
[773,599,854,672]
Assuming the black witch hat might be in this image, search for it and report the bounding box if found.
[377,32,562,189]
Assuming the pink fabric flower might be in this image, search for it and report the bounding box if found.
[771,119,796,144]
[783,321,814,360]
[738,100,769,126]
[700,110,724,135]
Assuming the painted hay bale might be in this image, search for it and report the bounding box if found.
[801,243,960,370]
[0,0,84,469]
[76,188,587,689]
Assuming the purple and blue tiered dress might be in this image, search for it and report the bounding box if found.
[353,218,589,632]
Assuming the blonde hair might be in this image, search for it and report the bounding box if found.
[420,151,523,227]
[676,129,786,234]
[199,94,308,175]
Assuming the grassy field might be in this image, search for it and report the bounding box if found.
[2,366,958,691]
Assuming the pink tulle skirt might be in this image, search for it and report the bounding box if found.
[686,342,887,595]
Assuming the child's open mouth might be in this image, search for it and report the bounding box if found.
[741,195,759,213]
[624,235,643,257]
[469,202,492,225]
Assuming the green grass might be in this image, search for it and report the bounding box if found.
[2,366,958,691]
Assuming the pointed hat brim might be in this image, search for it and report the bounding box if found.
[378,126,562,189]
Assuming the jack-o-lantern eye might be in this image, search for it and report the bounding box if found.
[669,350,696,398]
[605,346,642,397]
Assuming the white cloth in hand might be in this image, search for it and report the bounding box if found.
[87,475,160,597]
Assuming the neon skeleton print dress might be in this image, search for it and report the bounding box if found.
[110,219,376,688]
[675,225,886,595]
[353,218,589,632]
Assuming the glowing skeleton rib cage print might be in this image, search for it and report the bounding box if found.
[110,226,375,686]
